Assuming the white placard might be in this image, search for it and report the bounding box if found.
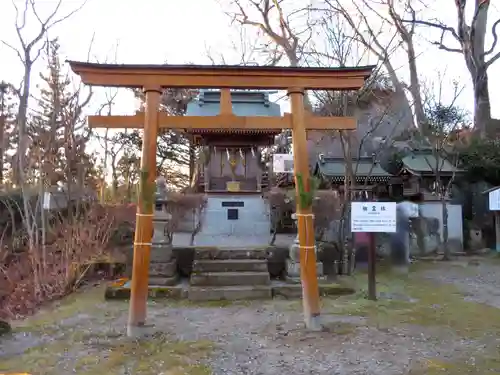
[273,153,294,173]
[42,192,52,210]
[351,202,397,233]
[489,188,500,211]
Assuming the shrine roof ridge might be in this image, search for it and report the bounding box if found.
[314,156,392,178]
[67,61,376,90]
[67,61,375,73]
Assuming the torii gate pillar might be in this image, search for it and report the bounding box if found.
[288,88,321,329]
[127,87,161,337]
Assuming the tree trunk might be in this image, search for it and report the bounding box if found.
[189,138,195,184]
[125,170,131,202]
[100,128,110,203]
[112,170,118,201]
[339,130,353,275]
[441,198,450,260]
[0,95,5,185]
[473,71,493,137]
[406,41,427,131]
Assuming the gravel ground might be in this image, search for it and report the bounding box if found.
[1,258,499,375]
[421,259,500,308]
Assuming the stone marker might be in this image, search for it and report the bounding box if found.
[148,180,178,286]
[286,213,323,282]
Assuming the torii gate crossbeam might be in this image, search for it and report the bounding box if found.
[68,61,374,336]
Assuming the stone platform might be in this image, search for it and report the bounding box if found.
[118,244,349,301]
[104,279,355,300]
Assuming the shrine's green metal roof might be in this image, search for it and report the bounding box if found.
[314,157,392,179]
[401,151,458,175]
[186,90,282,117]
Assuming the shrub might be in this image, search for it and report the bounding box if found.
[0,203,123,320]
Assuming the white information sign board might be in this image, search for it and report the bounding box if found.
[273,153,294,173]
[351,202,397,233]
[42,192,52,210]
[489,188,500,211]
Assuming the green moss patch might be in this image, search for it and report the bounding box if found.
[323,262,500,339]
[105,285,185,300]
[408,356,500,375]
[2,286,215,375]
[13,285,109,334]
[0,332,214,375]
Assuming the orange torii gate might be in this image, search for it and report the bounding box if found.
[68,61,374,336]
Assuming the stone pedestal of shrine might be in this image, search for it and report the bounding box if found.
[286,213,324,282]
[149,201,178,286]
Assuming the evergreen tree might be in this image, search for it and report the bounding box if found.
[30,38,97,188]
[115,88,198,189]
[116,151,140,202]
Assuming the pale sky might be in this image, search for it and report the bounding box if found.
[0,0,499,129]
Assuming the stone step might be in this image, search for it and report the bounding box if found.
[188,285,272,301]
[193,259,268,273]
[190,271,270,287]
[194,247,268,260]
[149,275,179,286]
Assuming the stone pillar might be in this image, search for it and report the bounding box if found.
[149,200,178,286]
[286,213,324,282]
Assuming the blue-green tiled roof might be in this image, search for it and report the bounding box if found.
[401,152,458,174]
[314,157,392,178]
[186,90,282,117]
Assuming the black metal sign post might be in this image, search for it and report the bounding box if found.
[368,232,377,301]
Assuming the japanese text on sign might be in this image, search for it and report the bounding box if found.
[351,202,397,233]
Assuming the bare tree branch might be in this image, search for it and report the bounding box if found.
[403,0,498,135]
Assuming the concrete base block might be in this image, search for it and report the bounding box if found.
[286,260,323,279]
[126,323,156,338]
